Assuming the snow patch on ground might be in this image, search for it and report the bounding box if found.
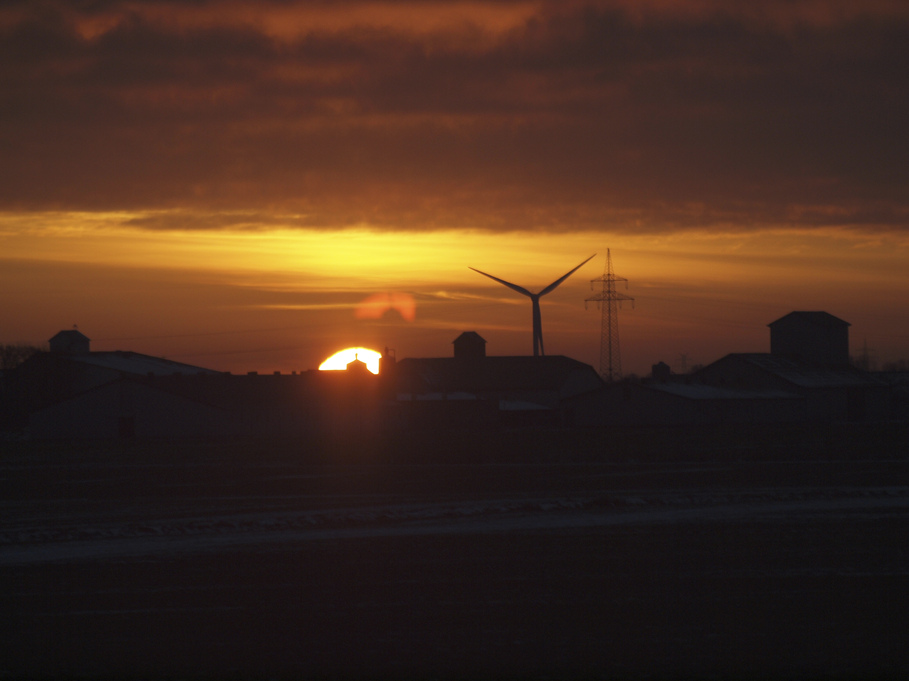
[3,486,908,565]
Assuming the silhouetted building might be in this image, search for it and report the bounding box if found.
[566,380,803,427]
[453,331,487,360]
[379,347,396,375]
[386,333,601,429]
[568,310,891,426]
[29,377,232,439]
[769,311,850,367]
[680,312,888,421]
[345,356,372,375]
[394,353,602,428]
[693,353,888,422]
[15,347,220,399]
[6,330,225,438]
[48,329,90,354]
[8,313,900,440]
[651,361,671,383]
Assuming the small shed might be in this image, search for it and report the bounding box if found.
[453,331,487,360]
[48,329,90,354]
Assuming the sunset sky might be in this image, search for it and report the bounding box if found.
[2,0,908,376]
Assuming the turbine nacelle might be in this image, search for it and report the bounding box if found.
[469,254,596,356]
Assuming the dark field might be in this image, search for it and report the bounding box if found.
[2,424,909,679]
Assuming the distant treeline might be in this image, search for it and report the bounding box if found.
[0,344,45,371]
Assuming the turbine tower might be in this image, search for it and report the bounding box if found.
[586,249,633,381]
[470,254,596,357]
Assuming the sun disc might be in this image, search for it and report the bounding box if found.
[319,347,382,374]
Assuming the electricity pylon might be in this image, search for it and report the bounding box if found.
[585,249,633,381]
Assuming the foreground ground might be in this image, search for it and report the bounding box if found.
[2,424,909,679]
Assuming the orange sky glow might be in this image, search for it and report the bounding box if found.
[2,1,908,376]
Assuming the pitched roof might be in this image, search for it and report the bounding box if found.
[768,311,850,328]
[73,351,220,376]
[453,331,486,344]
[716,353,883,388]
[49,329,90,343]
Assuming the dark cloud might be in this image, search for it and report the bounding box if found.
[1,1,908,232]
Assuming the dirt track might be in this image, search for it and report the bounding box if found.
[3,429,909,679]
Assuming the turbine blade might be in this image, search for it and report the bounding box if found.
[538,254,597,297]
[468,267,533,298]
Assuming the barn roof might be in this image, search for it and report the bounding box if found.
[707,353,883,389]
[72,351,220,376]
[48,329,90,344]
[453,331,486,344]
[768,311,850,328]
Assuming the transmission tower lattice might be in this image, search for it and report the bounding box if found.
[585,249,634,382]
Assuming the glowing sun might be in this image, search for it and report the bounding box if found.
[319,347,382,374]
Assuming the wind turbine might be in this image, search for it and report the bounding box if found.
[470,254,596,357]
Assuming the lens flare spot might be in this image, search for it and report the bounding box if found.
[355,292,416,322]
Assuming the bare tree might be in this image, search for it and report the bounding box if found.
[0,343,45,371]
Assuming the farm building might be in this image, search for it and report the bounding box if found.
[769,311,850,366]
[28,377,232,439]
[4,332,225,438]
[388,332,603,427]
[565,379,803,427]
[692,353,889,422]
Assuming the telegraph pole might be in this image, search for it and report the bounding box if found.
[586,250,634,381]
